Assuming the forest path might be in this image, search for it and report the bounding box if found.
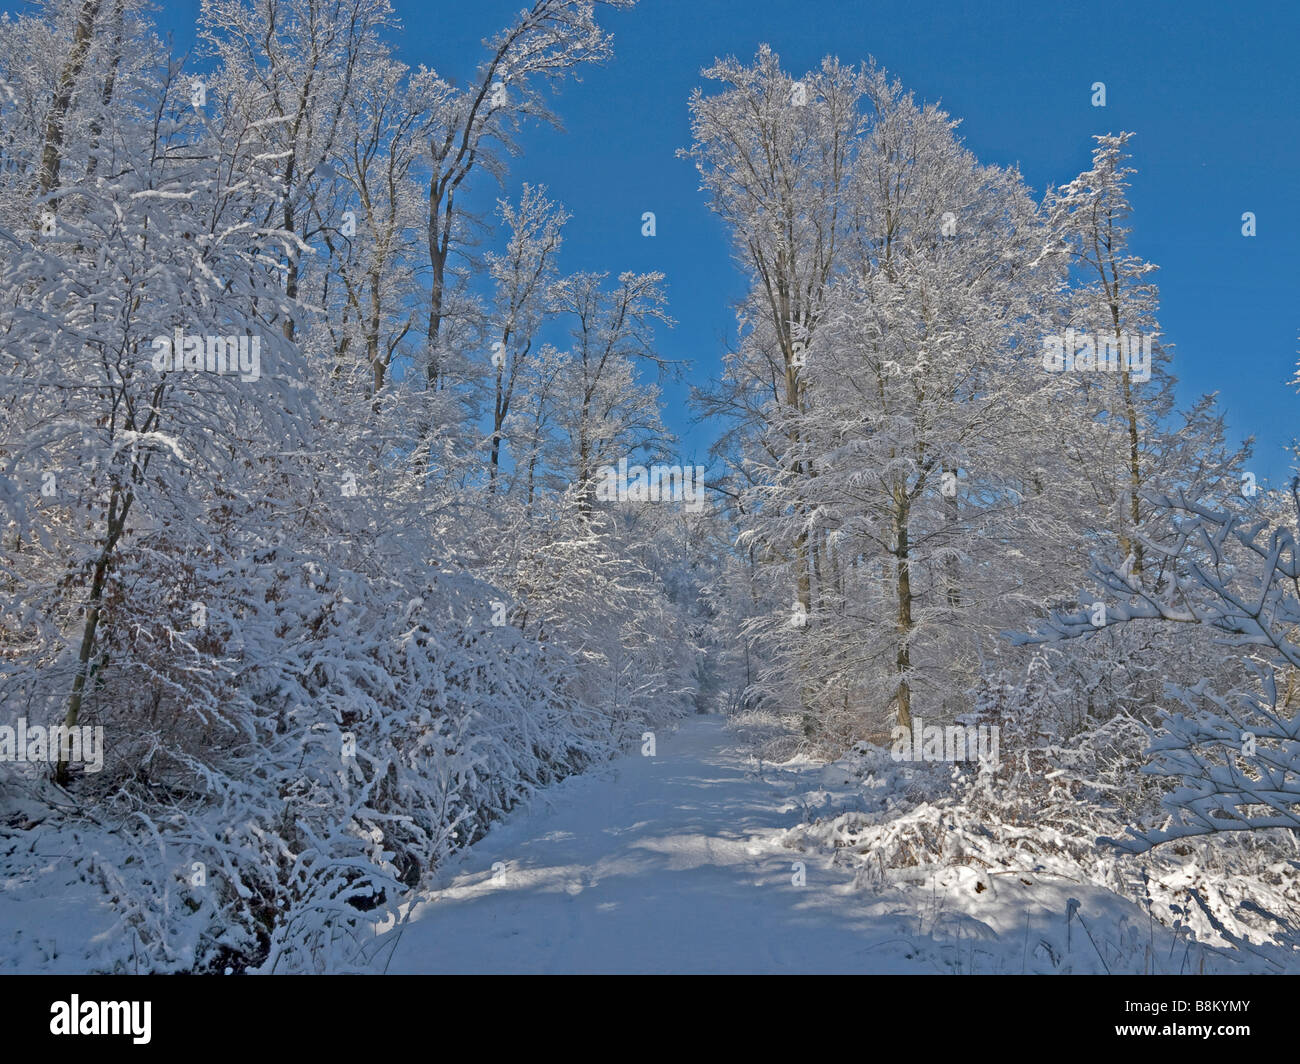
[377,715,924,973]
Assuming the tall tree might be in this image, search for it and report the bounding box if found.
[422,0,632,392]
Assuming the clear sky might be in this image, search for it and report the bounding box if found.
[36,0,1300,486]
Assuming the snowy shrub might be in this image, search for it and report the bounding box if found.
[1023,488,1300,853]
[0,0,694,973]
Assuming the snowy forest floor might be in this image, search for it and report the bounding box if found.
[371,715,1276,974]
[5,714,1294,974]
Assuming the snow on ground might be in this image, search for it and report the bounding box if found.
[0,808,144,974]
[375,715,1215,974]
[1,713,1285,973]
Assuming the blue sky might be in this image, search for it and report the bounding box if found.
[42,0,1300,485]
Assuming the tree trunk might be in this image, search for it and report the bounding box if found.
[57,482,131,783]
[37,0,104,201]
[893,501,914,731]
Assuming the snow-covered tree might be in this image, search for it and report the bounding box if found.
[1020,484,1300,852]
[484,184,567,485]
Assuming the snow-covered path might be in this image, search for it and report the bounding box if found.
[378,714,918,974]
